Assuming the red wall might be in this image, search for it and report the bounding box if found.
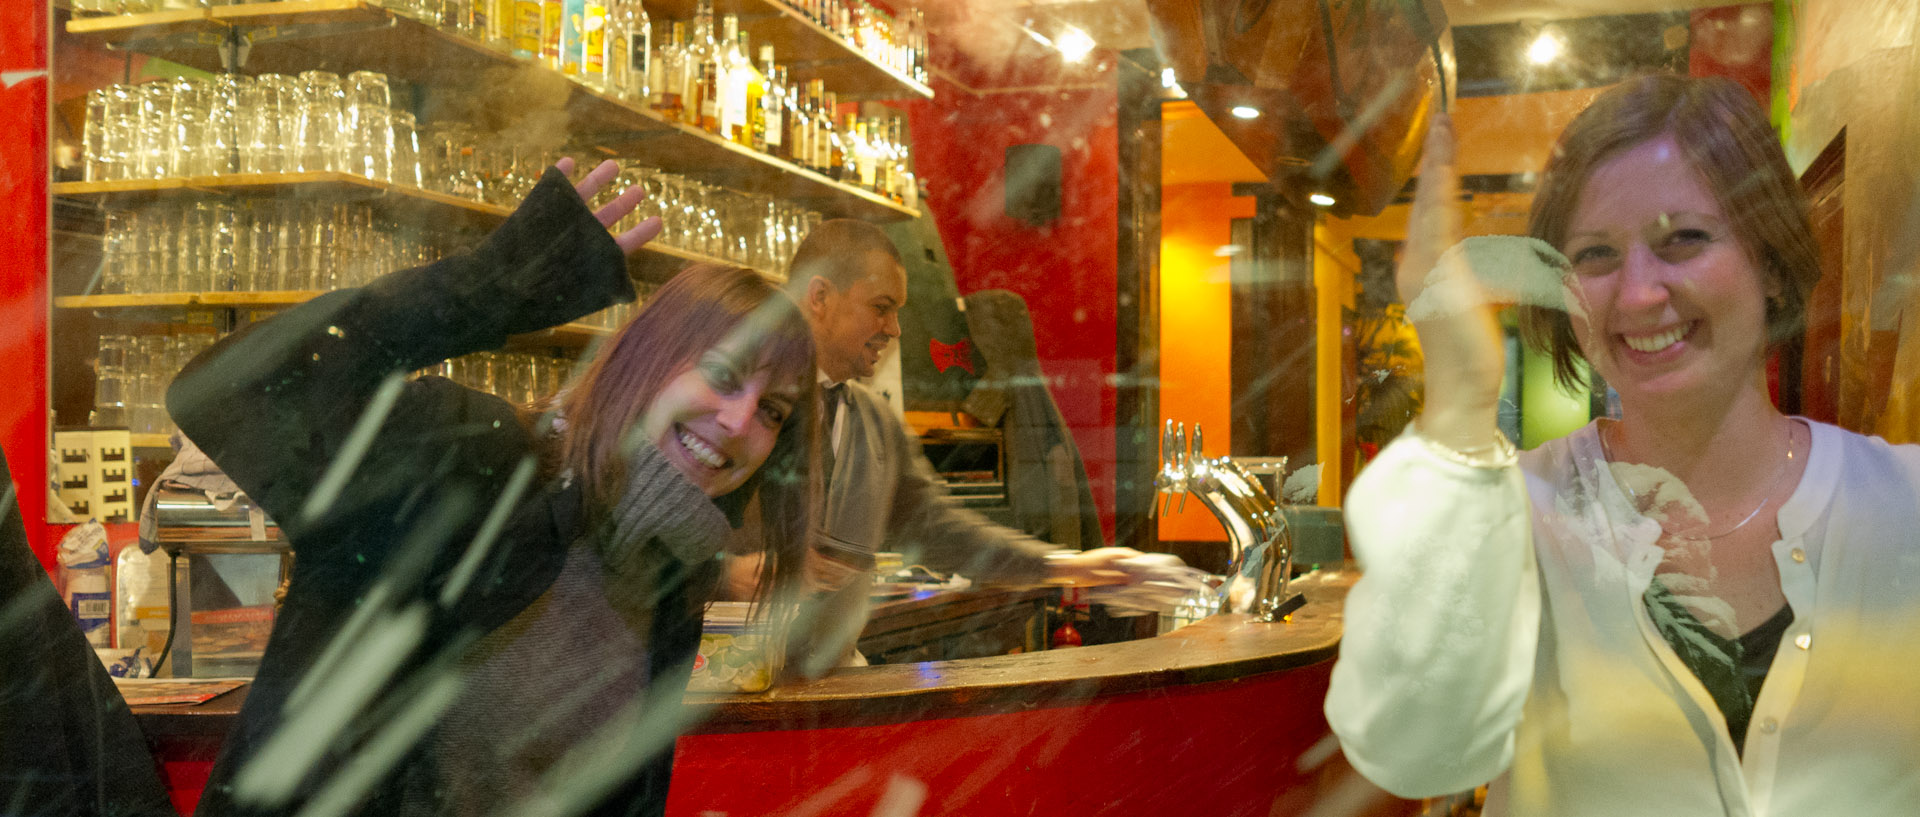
[904,43,1121,541]
[2,0,52,569]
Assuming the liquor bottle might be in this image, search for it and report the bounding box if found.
[580,0,608,87]
[815,86,837,175]
[655,21,687,121]
[560,0,588,76]
[605,0,648,101]
[887,116,911,204]
[540,0,563,69]
[854,117,877,190]
[511,0,541,58]
[692,2,722,133]
[488,0,513,51]
[719,20,755,144]
[828,103,851,182]
[746,43,775,151]
[765,64,790,160]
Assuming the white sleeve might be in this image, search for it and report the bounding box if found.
[1323,431,1540,798]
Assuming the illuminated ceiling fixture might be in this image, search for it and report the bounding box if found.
[1055,26,1095,63]
[1161,67,1178,88]
[1310,193,1336,206]
[1231,105,1260,119]
[1527,30,1564,65]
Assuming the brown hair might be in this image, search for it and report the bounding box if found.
[555,263,818,607]
[1518,73,1822,392]
[786,218,904,293]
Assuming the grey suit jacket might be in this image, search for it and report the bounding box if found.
[790,379,1057,674]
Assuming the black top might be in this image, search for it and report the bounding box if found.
[170,169,710,817]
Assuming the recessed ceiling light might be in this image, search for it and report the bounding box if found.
[1309,193,1336,206]
[1231,106,1260,119]
[1161,67,1178,89]
[1527,31,1563,65]
[1055,26,1095,63]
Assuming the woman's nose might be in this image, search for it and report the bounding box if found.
[714,391,758,433]
[1615,244,1672,311]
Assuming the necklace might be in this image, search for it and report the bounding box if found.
[1599,419,1800,541]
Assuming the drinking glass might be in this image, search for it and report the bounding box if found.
[241,74,298,173]
[297,71,346,173]
[344,71,392,181]
[135,82,172,179]
[202,74,247,176]
[166,78,207,177]
[99,210,135,294]
[200,201,242,292]
[390,111,421,188]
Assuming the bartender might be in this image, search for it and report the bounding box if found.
[762,219,1195,674]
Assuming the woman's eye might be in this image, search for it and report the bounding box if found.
[701,362,741,393]
[757,402,789,427]
[1656,229,1713,261]
[1568,245,1617,273]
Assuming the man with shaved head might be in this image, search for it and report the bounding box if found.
[768,219,1183,672]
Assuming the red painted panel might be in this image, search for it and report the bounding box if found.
[903,60,1121,541]
[669,664,1406,817]
[1,0,51,570]
[1690,5,1774,101]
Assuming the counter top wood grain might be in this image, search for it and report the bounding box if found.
[683,570,1352,732]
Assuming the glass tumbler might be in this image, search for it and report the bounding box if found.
[202,74,248,176]
[167,78,207,177]
[344,71,392,181]
[297,71,347,173]
[390,111,421,188]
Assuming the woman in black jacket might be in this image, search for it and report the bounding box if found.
[167,159,816,817]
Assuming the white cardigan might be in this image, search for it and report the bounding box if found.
[1326,420,1920,817]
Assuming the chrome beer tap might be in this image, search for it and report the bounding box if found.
[1154,420,1300,622]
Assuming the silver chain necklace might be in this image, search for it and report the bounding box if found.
[1599,419,1800,541]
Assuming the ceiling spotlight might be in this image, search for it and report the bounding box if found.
[1055,26,1095,63]
[1527,30,1564,65]
[1309,193,1336,206]
[1231,105,1260,120]
[1161,67,1178,89]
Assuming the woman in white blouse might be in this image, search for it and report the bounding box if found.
[1325,73,1920,816]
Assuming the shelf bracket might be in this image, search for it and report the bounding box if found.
[217,26,250,72]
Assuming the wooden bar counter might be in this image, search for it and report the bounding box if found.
[132,572,1380,816]
[667,570,1368,817]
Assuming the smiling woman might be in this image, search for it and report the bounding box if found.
[161,166,818,817]
[1327,74,1920,817]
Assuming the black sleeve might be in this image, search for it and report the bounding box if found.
[0,447,174,817]
[166,167,632,551]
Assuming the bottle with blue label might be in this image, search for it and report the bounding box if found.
[58,521,113,647]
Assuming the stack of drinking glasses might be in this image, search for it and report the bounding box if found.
[422,351,574,406]
[95,199,451,295]
[93,334,218,435]
[595,161,821,277]
[83,72,420,186]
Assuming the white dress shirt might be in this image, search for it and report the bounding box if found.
[1326,420,1920,816]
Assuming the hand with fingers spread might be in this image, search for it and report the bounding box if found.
[556,157,665,255]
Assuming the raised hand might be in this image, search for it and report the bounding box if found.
[555,157,664,255]
[1398,113,1513,455]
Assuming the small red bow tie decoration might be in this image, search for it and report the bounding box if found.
[930,338,976,375]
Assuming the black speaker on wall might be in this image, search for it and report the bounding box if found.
[1004,144,1062,226]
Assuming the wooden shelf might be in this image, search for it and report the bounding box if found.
[645,0,931,101]
[57,291,618,347]
[130,433,172,450]
[63,0,923,222]
[54,175,777,280]
[53,174,510,233]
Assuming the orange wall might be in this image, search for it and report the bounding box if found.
[1158,182,1254,542]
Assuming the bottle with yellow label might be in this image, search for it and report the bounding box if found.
[511,0,541,59]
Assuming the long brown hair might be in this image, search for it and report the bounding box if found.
[1518,73,1822,392]
[556,263,818,608]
